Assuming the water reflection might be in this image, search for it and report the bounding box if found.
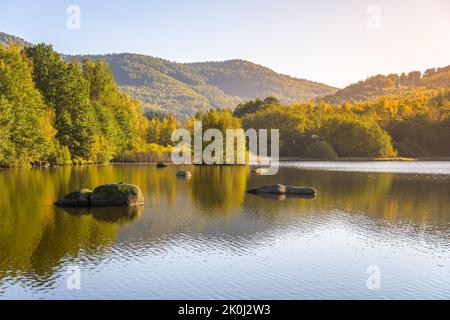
[190,166,248,214]
[0,164,450,298]
[61,205,144,224]
[246,193,316,201]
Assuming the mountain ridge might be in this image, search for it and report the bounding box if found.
[0,32,337,118]
[65,52,338,118]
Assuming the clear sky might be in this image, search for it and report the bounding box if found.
[1,0,449,88]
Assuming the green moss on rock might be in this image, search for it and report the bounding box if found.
[55,189,92,206]
[90,183,144,206]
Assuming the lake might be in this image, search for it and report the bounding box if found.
[1,162,450,299]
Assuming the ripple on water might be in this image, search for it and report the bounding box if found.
[1,163,450,299]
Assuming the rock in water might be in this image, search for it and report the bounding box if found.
[247,184,286,194]
[285,186,317,196]
[55,189,92,207]
[90,183,144,206]
[246,184,316,196]
[176,171,192,177]
[156,162,167,168]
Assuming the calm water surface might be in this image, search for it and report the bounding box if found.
[281,160,450,174]
[1,162,450,299]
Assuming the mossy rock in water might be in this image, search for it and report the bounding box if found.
[90,183,144,206]
[55,189,92,207]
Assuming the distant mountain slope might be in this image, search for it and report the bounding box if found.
[0,32,31,47]
[187,60,336,102]
[1,32,337,118]
[67,54,337,118]
[322,66,450,104]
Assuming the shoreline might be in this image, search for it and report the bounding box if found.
[2,157,450,169]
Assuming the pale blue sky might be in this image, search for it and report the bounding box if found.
[1,0,449,87]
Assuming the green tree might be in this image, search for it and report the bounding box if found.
[321,116,396,158]
[84,59,152,160]
[305,140,337,160]
[188,109,242,163]
[233,97,278,118]
[193,109,242,133]
[0,45,54,166]
[25,44,95,160]
[242,106,314,156]
[147,115,177,146]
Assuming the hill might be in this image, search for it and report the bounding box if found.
[322,66,450,104]
[187,60,335,102]
[0,32,31,47]
[65,54,337,118]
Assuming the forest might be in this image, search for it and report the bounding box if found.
[0,44,171,167]
[234,93,450,158]
[1,41,449,167]
[134,90,450,160]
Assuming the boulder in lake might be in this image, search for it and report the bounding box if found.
[285,186,317,196]
[176,170,192,177]
[55,189,92,207]
[247,184,286,195]
[90,183,144,206]
[246,184,316,196]
[156,162,167,168]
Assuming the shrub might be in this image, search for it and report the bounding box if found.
[48,144,72,165]
[305,140,337,159]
